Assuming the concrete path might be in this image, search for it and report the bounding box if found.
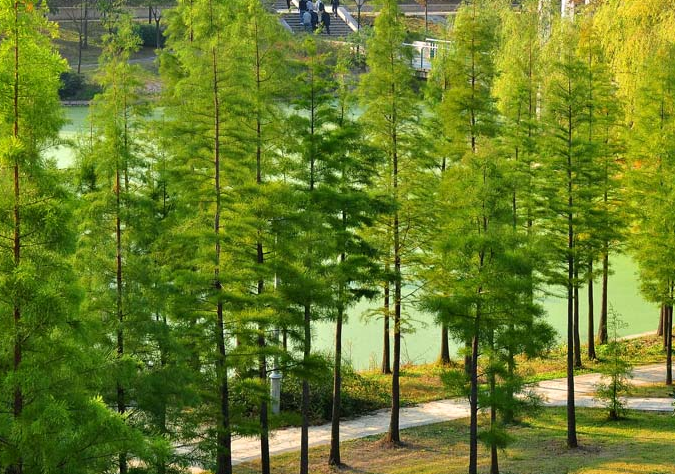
[219,364,672,467]
[185,364,673,472]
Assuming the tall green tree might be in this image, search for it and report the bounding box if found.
[628,45,675,386]
[160,1,252,472]
[74,17,151,474]
[359,0,423,445]
[538,16,600,448]
[327,48,385,467]
[0,2,128,473]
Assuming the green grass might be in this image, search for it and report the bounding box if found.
[626,383,675,399]
[234,408,675,474]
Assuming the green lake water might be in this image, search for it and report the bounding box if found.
[57,106,658,369]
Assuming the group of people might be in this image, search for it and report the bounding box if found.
[294,0,340,34]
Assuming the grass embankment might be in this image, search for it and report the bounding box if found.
[235,408,675,474]
[353,335,668,410]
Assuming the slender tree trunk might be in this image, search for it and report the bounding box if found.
[489,328,499,474]
[588,260,596,360]
[464,342,472,376]
[258,326,270,474]
[329,293,344,465]
[254,39,270,473]
[300,304,311,474]
[385,86,400,444]
[384,249,401,444]
[658,305,664,338]
[382,277,391,374]
[440,323,450,364]
[573,267,582,368]
[468,317,480,474]
[213,47,232,474]
[10,8,23,472]
[597,248,608,344]
[666,305,672,386]
[567,129,578,447]
[116,164,127,474]
[83,0,89,48]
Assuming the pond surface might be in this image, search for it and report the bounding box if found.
[58,106,658,370]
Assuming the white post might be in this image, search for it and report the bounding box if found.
[269,371,282,414]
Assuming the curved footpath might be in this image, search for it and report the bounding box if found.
[185,363,673,472]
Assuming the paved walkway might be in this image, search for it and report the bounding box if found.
[186,364,673,472]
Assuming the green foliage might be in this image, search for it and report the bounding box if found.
[280,355,389,423]
[134,22,166,47]
[595,310,633,420]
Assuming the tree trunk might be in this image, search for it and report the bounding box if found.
[440,323,450,364]
[588,261,596,360]
[384,269,401,444]
[489,328,499,474]
[468,317,480,474]
[573,267,582,368]
[328,300,344,466]
[10,11,23,472]
[567,153,578,447]
[213,47,232,474]
[666,305,672,386]
[83,0,89,48]
[597,249,608,344]
[658,305,664,338]
[382,278,391,374]
[259,328,270,474]
[300,304,311,474]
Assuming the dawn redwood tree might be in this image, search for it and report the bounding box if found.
[74,17,151,474]
[359,0,423,445]
[160,1,249,472]
[628,45,675,386]
[0,2,130,472]
[281,36,340,474]
[538,17,599,448]
[327,49,385,467]
[226,3,291,472]
[492,0,543,422]
[576,14,624,357]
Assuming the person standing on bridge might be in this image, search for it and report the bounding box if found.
[287,0,291,11]
[331,0,339,18]
[307,0,314,12]
[317,0,324,12]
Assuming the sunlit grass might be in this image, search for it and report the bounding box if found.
[234,408,675,474]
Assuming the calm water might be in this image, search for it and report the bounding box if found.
[58,106,658,369]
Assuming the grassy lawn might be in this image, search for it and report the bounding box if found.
[235,408,675,474]
[54,20,158,73]
[626,383,675,399]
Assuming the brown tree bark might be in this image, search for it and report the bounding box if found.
[440,323,450,364]
[382,278,391,374]
[300,304,311,474]
[597,250,609,344]
[329,281,344,466]
[573,267,582,368]
[666,305,672,386]
[588,261,596,360]
[468,317,480,474]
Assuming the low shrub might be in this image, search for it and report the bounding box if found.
[134,23,166,48]
[59,71,101,100]
[280,354,389,424]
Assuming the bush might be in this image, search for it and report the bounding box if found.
[280,354,389,424]
[59,71,85,99]
[59,71,102,100]
[134,23,166,48]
